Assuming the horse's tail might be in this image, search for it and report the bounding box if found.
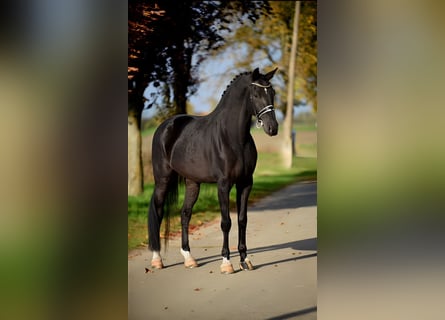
[148,171,179,252]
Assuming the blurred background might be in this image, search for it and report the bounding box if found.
[318,1,445,319]
[1,0,445,319]
[0,1,127,319]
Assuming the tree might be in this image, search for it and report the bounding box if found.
[128,1,271,195]
[283,1,301,168]
[128,1,167,196]
[218,1,317,113]
[295,1,317,112]
[211,1,317,167]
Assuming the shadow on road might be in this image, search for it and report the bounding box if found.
[249,237,317,269]
[250,237,317,252]
[192,237,317,270]
[265,306,317,320]
[251,181,317,211]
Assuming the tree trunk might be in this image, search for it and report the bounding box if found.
[172,46,192,115]
[282,1,300,168]
[128,110,143,196]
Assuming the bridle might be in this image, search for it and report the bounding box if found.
[251,82,275,128]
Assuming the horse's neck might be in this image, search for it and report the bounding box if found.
[211,85,251,142]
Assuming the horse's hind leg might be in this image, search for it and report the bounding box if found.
[237,179,254,271]
[148,176,170,269]
[180,179,200,268]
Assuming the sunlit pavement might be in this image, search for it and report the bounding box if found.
[128,182,317,320]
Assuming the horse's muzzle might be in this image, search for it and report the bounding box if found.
[264,122,278,136]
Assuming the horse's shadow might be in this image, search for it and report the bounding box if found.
[194,237,317,269]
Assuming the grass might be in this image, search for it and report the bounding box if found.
[141,126,157,137]
[128,153,317,251]
[251,154,317,201]
[294,123,317,132]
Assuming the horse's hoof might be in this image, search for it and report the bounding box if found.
[239,258,254,271]
[220,262,235,274]
[151,258,164,269]
[184,257,198,269]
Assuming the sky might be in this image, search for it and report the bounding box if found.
[142,47,313,120]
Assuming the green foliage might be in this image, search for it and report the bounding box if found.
[215,1,317,112]
[294,123,317,131]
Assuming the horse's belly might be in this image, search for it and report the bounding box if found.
[170,148,216,183]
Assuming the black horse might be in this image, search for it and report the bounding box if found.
[148,67,278,274]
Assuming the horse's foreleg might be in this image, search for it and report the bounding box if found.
[237,179,254,271]
[180,180,200,268]
[218,180,234,274]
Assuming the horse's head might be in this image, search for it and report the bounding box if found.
[250,68,279,136]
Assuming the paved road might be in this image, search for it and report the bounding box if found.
[128,182,317,320]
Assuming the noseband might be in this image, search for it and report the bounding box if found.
[251,82,275,128]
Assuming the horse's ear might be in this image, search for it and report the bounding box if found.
[264,67,278,81]
[252,68,260,81]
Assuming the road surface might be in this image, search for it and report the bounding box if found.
[128,181,317,320]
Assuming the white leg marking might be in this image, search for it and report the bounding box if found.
[152,251,161,261]
[180,248,191,259]
[220,257,234,274]
[181,248,198,268]
[151,251,164,269]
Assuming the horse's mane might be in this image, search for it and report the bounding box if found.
[220,71,251,98]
